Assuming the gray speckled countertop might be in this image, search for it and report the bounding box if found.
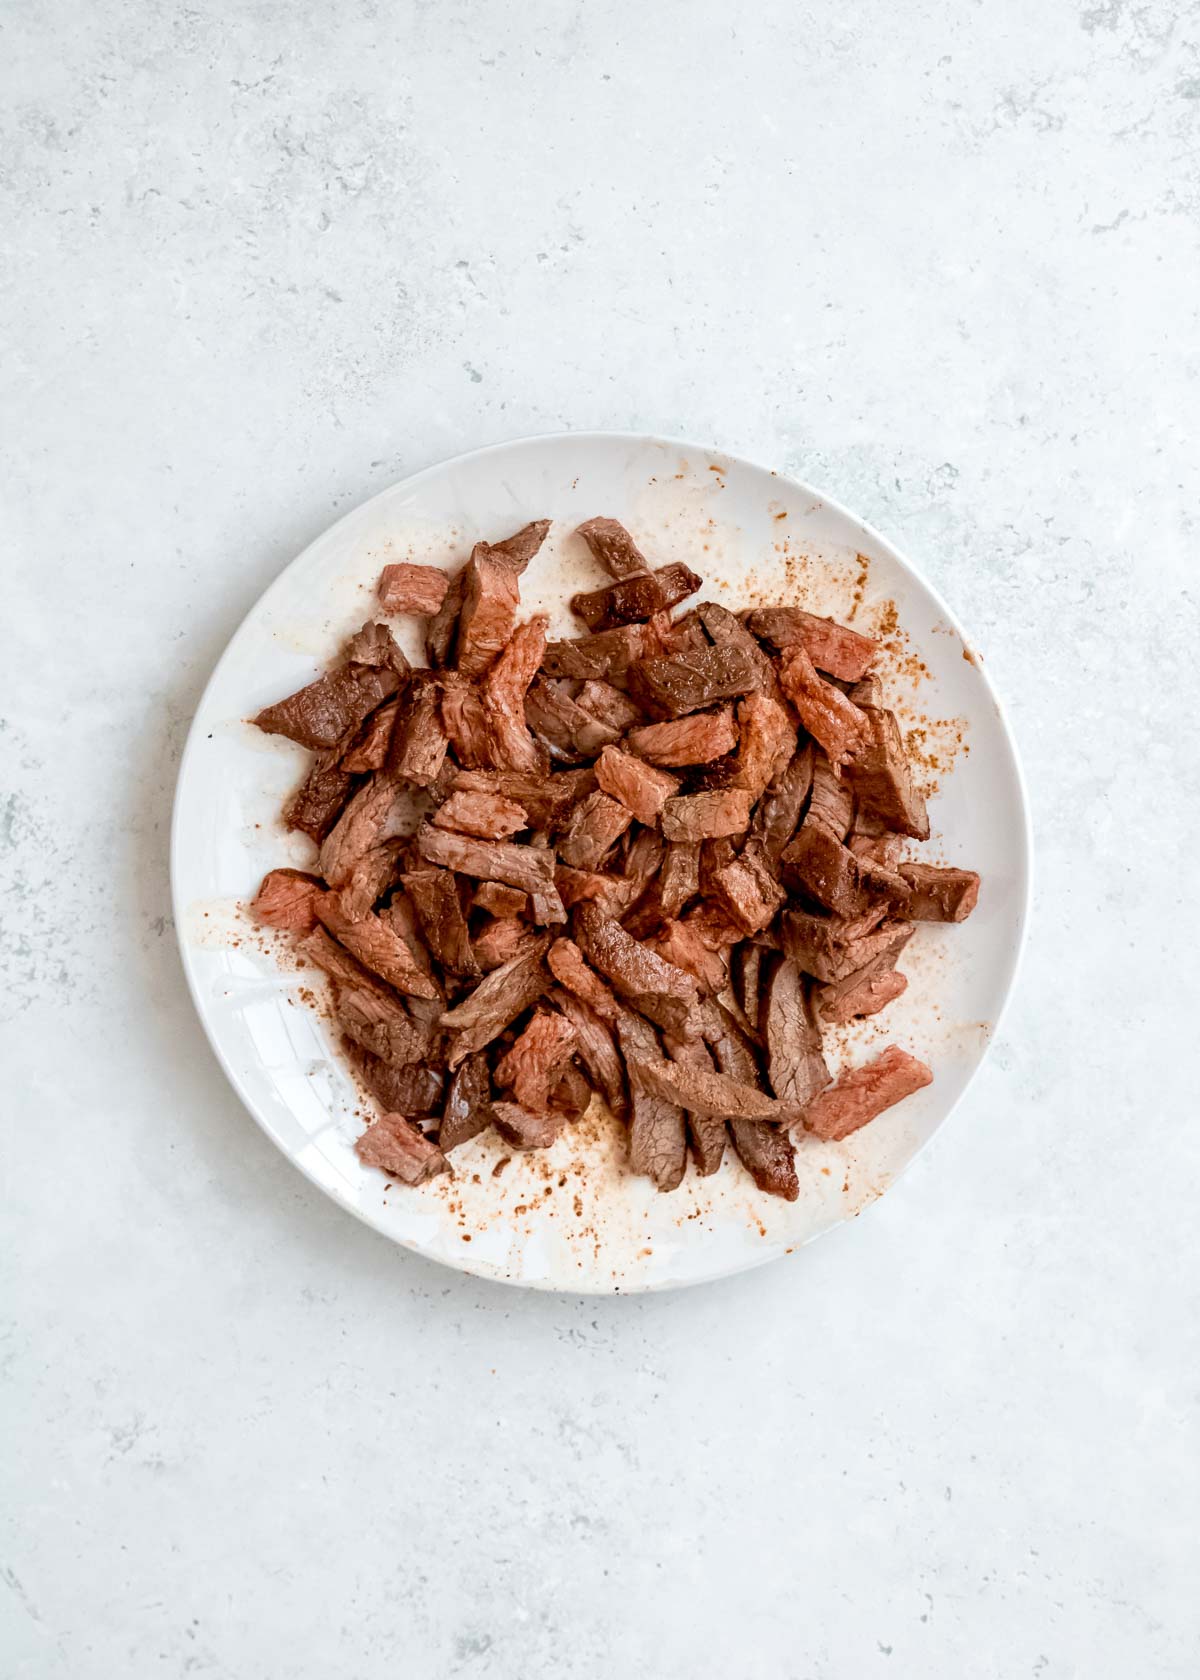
[3,2,1198,1676]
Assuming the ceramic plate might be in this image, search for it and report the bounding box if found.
[171,433,1031,1292]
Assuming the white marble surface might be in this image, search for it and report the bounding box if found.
[3,1,1197,1674]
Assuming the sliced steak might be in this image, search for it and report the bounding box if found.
[617,1011,688,1191]
[415,823,566,921]
[481,614,550,774]
[343,1037,445,1117]
[549,986,629,1118]
[630,1049,781,1120]
[728,1120,799,1201]
[494,1008,578,1111]
[898,863,980,922]
[387,679,449,786]
[548,1062,592,1122]
[343,620,411,676]
[780,910,912,986]
[253,662,401,751]
[556,792,633,872]
[426,566,467,668]
[696,601,779,696]
[547,938,621,1021]
[711,843,787,936]
[807,754,855,839]
[665,1036,728,1175]
[439,936,552,1066]
[573,903,701,1040]
[762,957,830,1116]
[432,788,527,840]
[356,1113,448,1182]
[400,867,480,979]
[804,1045,933,1141]
[626,707,738,766]
[471,880,529,916]
[594,745,679,825]
[250,868,326,932]
[629,644,761,719]
[473,916,539,972]
[844,698,930,840]
[779,644,870,766]
[729,693,795,801]
[338,840,405,922]
[660,789,753,843]
[438,672,493,769]
[750,742,814,862]
[650,919,728,994]
[341,698,401,773]
[316,894,442,999]
[449,766,595,831]
[337,985,433,1068]
[659,840,701,918]
[818,964,908,1024]
[439,1052,494,1152]
[744,607,879,681]
[284,752,362,843]
[492,1101,564,1151]
[318,775,408,888]
[571,563,701,632]
[575,679,643,733]
[456,550,521,676]
[733,943,764,1035]
[542,621,659,683]
[555,866,638,918]
[377,562,450,616]
[525,676,619,761]
[575,516,650,579]
[486,518,552,571]
[620,826,666,895]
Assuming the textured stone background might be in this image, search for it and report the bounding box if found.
[3,1,1198,1675]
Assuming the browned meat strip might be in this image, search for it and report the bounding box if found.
[807,755,855,838]
[629,645,762,719]
[337,985,433,1067]
[472,880,528,916]
[573,903,700,1039]
[626,707,738,766]
[473,916,539,972]
[780,910,912,985]
[630,1050,781,1120]
[378,562,450,616]
[452,767,595,831]
[575,679,643,733]
[665,1036,727,1175]
[542,621,659,682]
[555,867,638,918]
[729,693,795,801]
[594,746,679,825]
[733,944,764,1034]
[485,519,552,572]
[660,789,753,843]
[400,868,480,979]
[426,567,467,668]
[250,868,325,932]
[385,679,448,787]
[439,1052,493,1152]
[415,823,565,921]
[556,792,633,871]
[338,840,405,922]
[284,753,361,843]
[343,621,411,675]
[318,776,408,888]
[804,1045,933,1141]
[695,602,780,696]
[729,1120,799,1201]
[849,828,904,867]
[781,821,909,920]
[254,663,401,752]
[356,1113,447,1183]
[571,563,701,632]
[549,986,628,1117]
[341,698,401,773]
[456,551,521,676]
[547,938,621,1021]
[762,957,830,1116]
[745,607,879,680]
[844,697,930,840]
[316,894,442,1000]
[779,644,870,766]
[617,1011,687,1191]
[494,1008,577,1110]
[818,965,907,1024]
[438,673,492,768]
[659,840,701,917]
[650,919,728,994]
[525,676,619,761]
[343,1037,445,1115]
[549,1062,592,1122]
[750,743,814,862]
[575,516,650,579]
[481,614,550,774]
[439,936,552,1065]
[492,1102,564,1151]
[711,843,786,936]
[432,788,527,840]
[898,864,980,922]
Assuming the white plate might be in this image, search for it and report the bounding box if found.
[171,433,1031,1293]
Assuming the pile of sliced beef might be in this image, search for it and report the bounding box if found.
[250,517,979,1197]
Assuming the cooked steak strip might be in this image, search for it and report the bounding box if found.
[555,866,638,917]
[251,868,326,932]
[762,957,830,1116]
[400,868,480,979]
[844,695,930,839]
[778,644,870,766]
[573,903,701,1040]
[337,985,434,1068]
[378,562,450,616]
[617,1011,688,1191]
[898,864,980,922]
[492,1101,564,1151]
[316,894,442,1000]
[547,938,621,1022]
[744,607,879,681]
[426,566,467,668]
[729,693,795,801]
[665,1036,728,1175]
[818,964,907,1024]
[750,743,814,862]
[549,986,628,1118]
[472,881,529,916]
[575,679,643,733]
[341,698,401,773]
[629,645,762,719]
[338,840,405,922]
[439,937,553,1066]
[344,620,412,677]
[386,678,448,787]
[473,916,539,973]
[696,602,780,697]
[650,919,728,994]
[807,754,855,838]
[556,792,633,871]
[494,1008,578,1111]
[733,943,764,1034]
[439,1052,493,1152]
[659,840,701,917]
[549,1062,592,1122]
[626,707,738,766]
[525,676,619,761]
[594,745,680,825]
[780,910,912,985]
[660,789,753,843]
[542,621,660,683]
[481,614,550,774]
[711,843,787,936]
[804,1045,933,1142]
[485,519,552,572]
[456,550,521,676]
[254,662,401,751]
[571,563,701,632]
[729,1120,800,1201]
[431,788,527,840]
[318,775,408,888]
[630,1048,781,1120]
[438,672,493,768]
[575,515,650,579]
[356,1113,447,1182]
[450,767,594,831]
[284,752,362,843]
[415,823,565,921]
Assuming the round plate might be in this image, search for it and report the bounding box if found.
[171,433,1031,1292]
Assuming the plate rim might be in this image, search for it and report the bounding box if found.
[169,429,1034,1293]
